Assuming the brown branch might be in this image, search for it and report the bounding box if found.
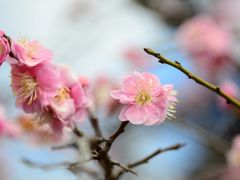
[98,154,114,180]
[111,160,137,176]
[21,158,78,170]
[128,143,185,168]
[88,109,103,137]
[105,121,129,152]
[115,143,185,178]
[109,121,129,142]
[72,126,84,137]
[22,158,98,178]
[144,48,240,109]
[89,138,114,179]
[51,141,79,151]
[89,121,129,179]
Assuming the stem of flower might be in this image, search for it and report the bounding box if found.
[105,121,129,152]
[88,109,103,137]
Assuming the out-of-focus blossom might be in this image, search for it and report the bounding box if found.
[92,75,120,116]
[0,106,20,138]
[0,31,10,65]
[213,0,240,64]
[79,76,89,90]
[18,115,63,144]
[18,115,35,132]
[111,71,178,125]
[22,112,66,137]
[11,63,61,113]
[218,81,239,109]
[227,135,240,167]
[177,15,232,72]
[123,47,151,68]
[213,0,240,31]
[10,39,53,67]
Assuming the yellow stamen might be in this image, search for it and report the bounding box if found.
[32,113,52,127]
[54,87,70,103]
[18,38,37,59]
[135,91,152,105]
[16,73,38,105]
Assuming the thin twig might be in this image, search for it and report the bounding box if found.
[22,158,98,178]
[88,109,103,137]
[128,143,185,168]
[111,160,137,176]
[106,121,129,152]
[51,141,79,151]
[116,143,185,178]
[21,158,78,170]
[144,48,240,109]
[73,126,84,137]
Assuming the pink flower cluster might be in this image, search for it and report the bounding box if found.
[111,71,178,125]
[0,30,178,138]
[177,15,232,72]
[0,32,89,135]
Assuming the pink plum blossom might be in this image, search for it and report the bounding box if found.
[50,65,77,122]
[10,39,53,67]
[11,63,61,113]
[48,65,89,132]
[51,65,89,119]
[79,76,90,90]
[177,14,232,72]
[111,71,178,125]
[11,63,89,135]
[0,31,10,65]
[18,115,65,143]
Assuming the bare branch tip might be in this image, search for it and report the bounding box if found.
[176,143,186,149]
[143,48,150,52]
[143,48,156,55]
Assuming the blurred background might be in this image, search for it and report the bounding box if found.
[1,0,240,179]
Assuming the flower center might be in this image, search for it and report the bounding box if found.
[27,48,36,58]
[17,73,38,105]
[19,38,37,59]
[54,87,70,103]
[32,112,53,127]
[135,91,152,105]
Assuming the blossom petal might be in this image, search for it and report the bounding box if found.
[111,90,135,104]
[125,105,147,124]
